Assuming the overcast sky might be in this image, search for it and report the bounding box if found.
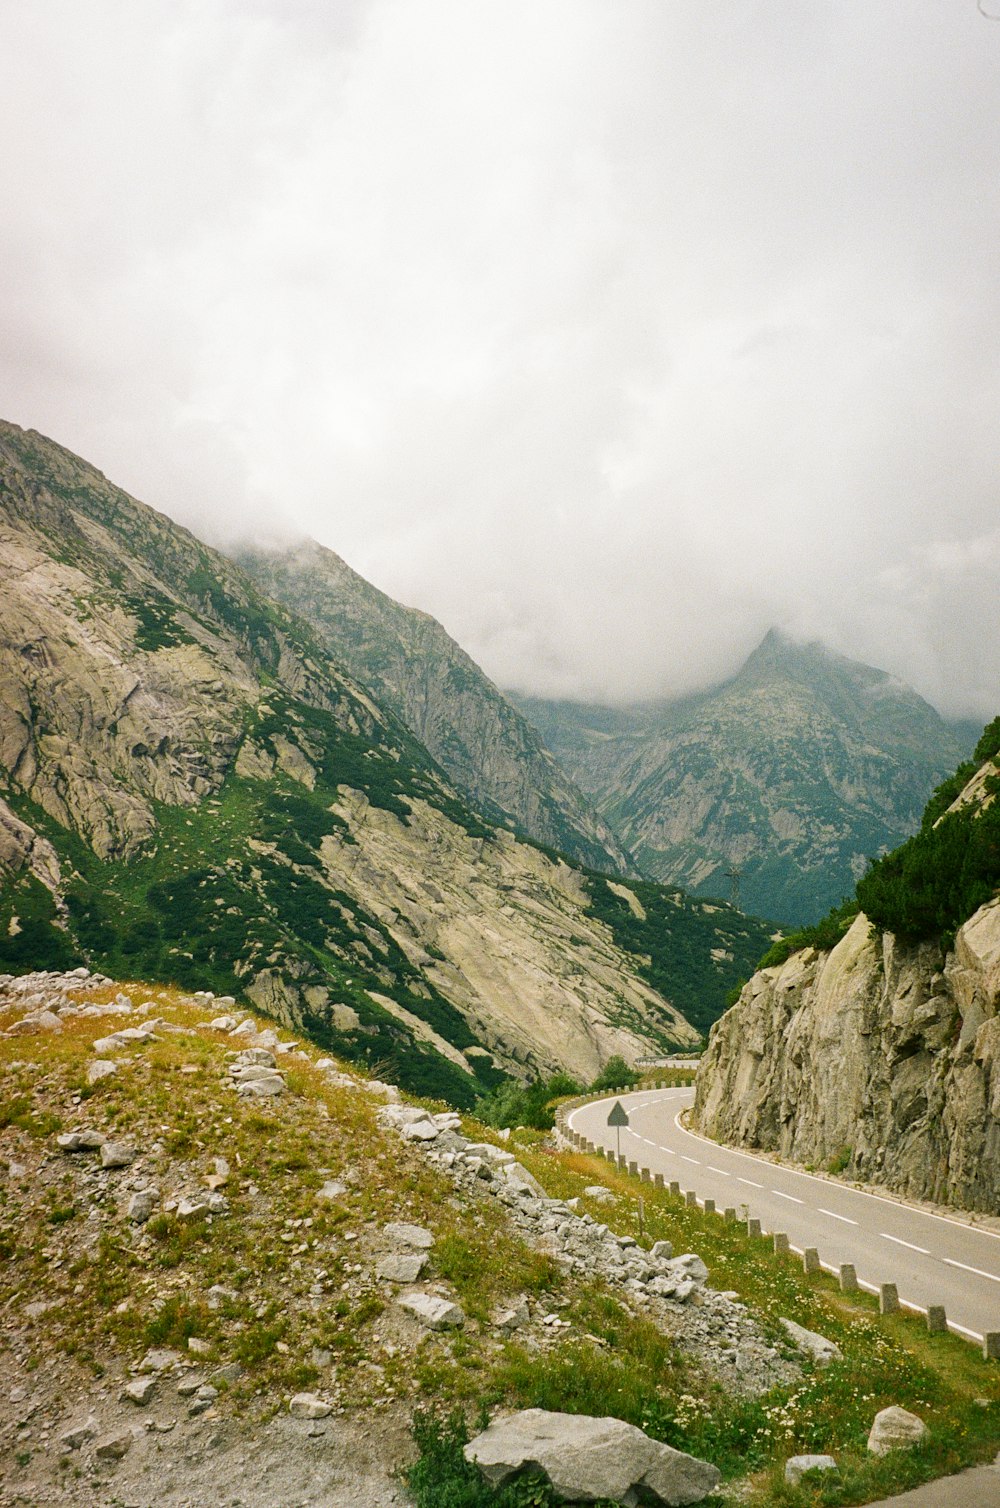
[2,1,998,717]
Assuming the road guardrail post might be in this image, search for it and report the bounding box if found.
[803,1247,819,1273]
[880,1283,900,1315]
[839,1263,858,1292]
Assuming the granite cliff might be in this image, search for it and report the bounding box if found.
[694,748,1000,1213]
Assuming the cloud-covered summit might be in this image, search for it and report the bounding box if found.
[1,1,997,716]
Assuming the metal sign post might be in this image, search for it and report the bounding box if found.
[607,1099,629,1163]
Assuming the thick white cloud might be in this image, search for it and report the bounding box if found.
[0,0,997,716]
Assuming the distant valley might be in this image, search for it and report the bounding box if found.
[513,630,975,926]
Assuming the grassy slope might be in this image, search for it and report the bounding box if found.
[2,986,998,1507]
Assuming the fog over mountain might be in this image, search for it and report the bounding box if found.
[1,2,998,716]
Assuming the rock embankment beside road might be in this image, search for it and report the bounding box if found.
[694,900,1000,1213]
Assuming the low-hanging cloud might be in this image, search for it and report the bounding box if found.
[0,0,997,718]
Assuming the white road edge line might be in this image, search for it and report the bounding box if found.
[649,1095,1000,1245]
[783,1243,986,1344]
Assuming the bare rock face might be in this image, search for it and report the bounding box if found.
[465,1409,721,1505]
[694,899,1000,1212]
[317,790,698,1081]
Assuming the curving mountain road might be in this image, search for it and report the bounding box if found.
[569,1088,1000,1345]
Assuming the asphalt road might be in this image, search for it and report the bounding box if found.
[569,1087,1000,1344]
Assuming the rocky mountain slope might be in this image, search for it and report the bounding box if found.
[0,420,780,1102]
[693,736,1000,1213]
[238,539,632,876]
[515,630,973,926]
[0,970,779,1507]
[5,968,998,1508]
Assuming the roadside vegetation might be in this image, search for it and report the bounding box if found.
[2,980,998,1506]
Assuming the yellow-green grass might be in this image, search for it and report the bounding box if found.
[500,1136,1000,1505]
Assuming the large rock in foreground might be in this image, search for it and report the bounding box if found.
[464,1409,721,1505]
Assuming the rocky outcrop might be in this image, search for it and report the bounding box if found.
[694,902,1000,1212]
[318,789,698,1080]
[238,539,634,876]
[464,1410,721,1505]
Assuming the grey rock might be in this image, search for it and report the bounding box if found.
[672,1254,709,1284]
[785,1454,838,1484]
[138,1347,182,1373]
[492,1296,531,1332]
[122,1376,156,1406]
[377,1253,427,1283]
[384,1220,435,1249]
[59,1416,97,1450]
[465,1409,721,1505]
[317,1179,348,1202]
[87,1059,118,1085]
[867,1406,929,1456]
[650,1240,674,1262]
[95,1428,134,1461]
[289,1392,333,1419]
[397,1291,465,1330]
[236,1073,285,1097]
[779,1318,842,1367]
[583,1185,615,1204]
[57,1129,106,1152]
[100,1140,137,1169]
[175,1196,212,1222]
[9,1009,63,1033]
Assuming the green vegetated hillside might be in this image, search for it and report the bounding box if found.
[0,420,776,1105]
[580,876,773,1039]
[237,539,634,876]
[514,630,974,927]
[757,716,1000,970]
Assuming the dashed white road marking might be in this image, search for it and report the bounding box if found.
[943,1258,1000,1284]
[773,1190,803,1204]
[707,1166,731,1177]
[737,1177,763,1189]
[818,1209,858,1226]
[681,1155,700,1165]
[881,1233,929,1254]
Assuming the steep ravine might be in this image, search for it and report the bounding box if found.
[693,903,1000,1213]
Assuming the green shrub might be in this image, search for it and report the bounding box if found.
[757,898,859,970]
[475,1071,582,1131]
[588,1056,640,1093]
